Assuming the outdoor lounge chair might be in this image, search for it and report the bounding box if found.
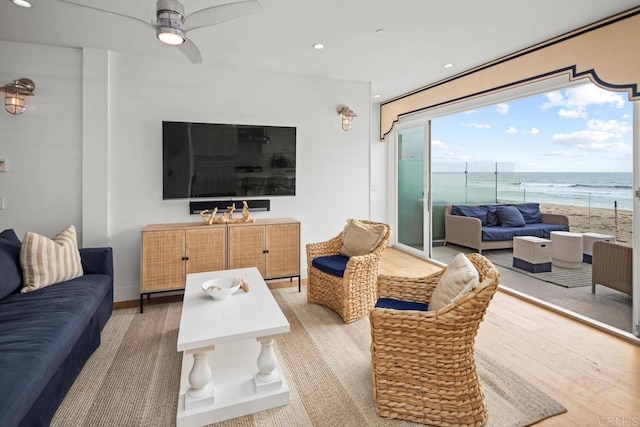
[592,240,632,296]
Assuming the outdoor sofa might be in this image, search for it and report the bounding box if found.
[0,228,113,427]
[444,203,569,253]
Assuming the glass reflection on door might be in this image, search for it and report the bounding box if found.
[397,127,424,251]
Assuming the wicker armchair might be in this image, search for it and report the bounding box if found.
[370,253,500,427]
[306,220,391,323]
[592,240,632,296]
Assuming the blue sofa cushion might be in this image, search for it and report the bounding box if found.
[497,205,526,227]
[312,255,349,278]
[451,205,488,226]
[481,223,569,241]
[514,222,569,238]
[482,227,515,241]
[514,203,541,224]
[484,206,499,226]
[0,273,112,426]
[375,298,428,311]
[0,229,23,300]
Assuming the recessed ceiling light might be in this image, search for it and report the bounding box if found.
[11,0,32,7]
[444,63,454,68]
[375,29,387,35]
[312,43,325,50]
[373,94,381,99]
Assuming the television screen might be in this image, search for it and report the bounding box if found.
[163,121,296,199]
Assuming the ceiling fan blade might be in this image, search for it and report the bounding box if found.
[178,38,202,64]
[185,0,261,31]
[53,0,153,29]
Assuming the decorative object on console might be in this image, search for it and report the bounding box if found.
[337,104,357,131]
[199,201,255,224]
[0,78,35,115]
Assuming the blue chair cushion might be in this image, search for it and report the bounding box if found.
[497,205,526,227]
[451,205,488,226]
[374,298,428,311]
[312,255,349,278]
[0,229,23,300]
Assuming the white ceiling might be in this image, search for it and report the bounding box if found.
[1,0,639,101]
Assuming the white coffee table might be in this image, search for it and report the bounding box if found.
[176,267,290,427]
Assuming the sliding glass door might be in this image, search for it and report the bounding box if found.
[395,124,430,257]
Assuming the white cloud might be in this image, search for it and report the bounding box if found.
[537,150,589,158]
[505,126,518,134]
[496,103,509,115]
[558,109,586,119]
[586,119,631,134]
[462,122,491,129]
[432,139,447,149]
[540,83,625,119]
[523,127,539,135]
[553,119,631,151]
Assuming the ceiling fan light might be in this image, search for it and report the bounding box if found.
[11,0,32,7]
[157,28,185,45]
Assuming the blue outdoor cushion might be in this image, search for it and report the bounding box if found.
[374,298,428,311]
[484,205,499,226]
[514,203,541,224]
[312,255,349,278]
[0,229,23,300]
[481,226,515,241]
[515,222,569,238]
[451,205,488,226]
[497,205,526,227]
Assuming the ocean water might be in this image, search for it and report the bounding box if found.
[497,172,633,211]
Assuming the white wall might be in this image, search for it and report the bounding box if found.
[0,40,375,302]
[0,41,83,240]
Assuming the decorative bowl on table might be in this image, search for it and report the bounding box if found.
[201,276,242,300]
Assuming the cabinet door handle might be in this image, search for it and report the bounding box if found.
[263,250,269,254]
[182,257,189,261]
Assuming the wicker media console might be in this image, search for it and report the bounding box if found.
[140,218,300,312]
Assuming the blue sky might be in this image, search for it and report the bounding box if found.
[431,82,633,172]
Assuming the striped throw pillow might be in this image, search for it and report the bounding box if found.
[20,225,83,293]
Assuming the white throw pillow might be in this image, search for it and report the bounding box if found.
[20,225,83,293]
[429,253,480,311]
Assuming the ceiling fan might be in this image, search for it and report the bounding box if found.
[52,0,262,64]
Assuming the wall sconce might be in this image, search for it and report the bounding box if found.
[337,104,357,131]
[0,78,35,115]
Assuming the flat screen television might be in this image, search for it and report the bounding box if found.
[163,121,296,199]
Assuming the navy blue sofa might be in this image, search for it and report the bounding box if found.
[444,203,570,253]
[0,229,113,427]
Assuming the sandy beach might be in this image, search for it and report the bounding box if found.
[541,203,632,245]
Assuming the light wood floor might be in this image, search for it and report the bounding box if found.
[380,248,640,426]
[122,249,639,425]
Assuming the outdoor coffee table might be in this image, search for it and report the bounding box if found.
[176,267,290,427]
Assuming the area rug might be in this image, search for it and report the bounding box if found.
[484,249,592,288]
[52,289,566,427]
